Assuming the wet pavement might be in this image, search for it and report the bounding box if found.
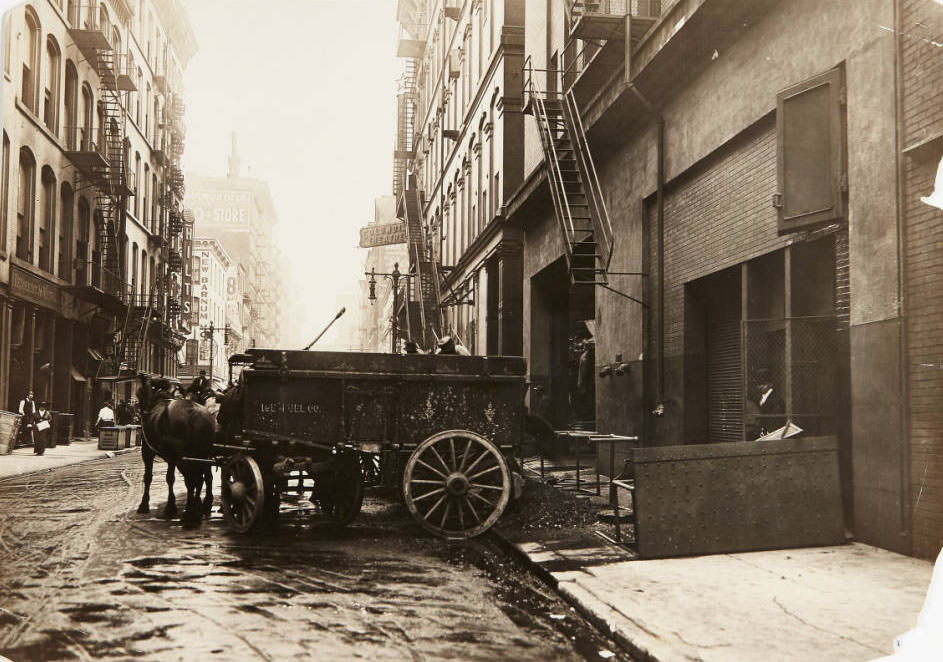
[0,452,632,662]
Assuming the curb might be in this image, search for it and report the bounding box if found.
[488,527,658,662]
[0,445,140,483]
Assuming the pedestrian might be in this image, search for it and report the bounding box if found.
[95,400,116,435]
[116,398,133,425]
[34,401,52,456]
[17,390,36,449]
[186,370,211,401]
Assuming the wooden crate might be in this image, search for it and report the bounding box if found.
[98,427,122,451]
[0,411,21,455]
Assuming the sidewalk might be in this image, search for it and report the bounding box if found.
[496,466,936,662]
[0,437,138,481]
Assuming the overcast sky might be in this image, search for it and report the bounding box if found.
[179,0,400,348]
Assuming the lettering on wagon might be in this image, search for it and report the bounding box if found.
[255,401,322,415]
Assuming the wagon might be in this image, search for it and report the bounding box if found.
[215,348,527,539]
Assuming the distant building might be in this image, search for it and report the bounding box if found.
[181,237,230,385]
[184,135,285,353]
[360,196,409,353]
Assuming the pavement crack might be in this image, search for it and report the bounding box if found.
[771,596,884,654]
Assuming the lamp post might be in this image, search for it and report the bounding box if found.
[366,262,410,353]
[200,320,215,382]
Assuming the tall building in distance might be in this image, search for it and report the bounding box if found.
[183,135,285,383]
[359,196,408,353]
[0,0,196,433]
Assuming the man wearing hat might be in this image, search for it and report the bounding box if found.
[34,401,52,455]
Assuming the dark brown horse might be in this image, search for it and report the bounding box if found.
[136,377,216,524]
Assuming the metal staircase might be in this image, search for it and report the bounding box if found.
[401,181,441,350]
[524,60,614,287]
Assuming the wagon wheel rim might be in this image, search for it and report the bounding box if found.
[220,454,264,533]
[403,430,510,539]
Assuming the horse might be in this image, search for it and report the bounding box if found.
[136,377,217,524]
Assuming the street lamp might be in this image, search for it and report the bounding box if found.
[200,321,218,382]
[366,262,411,353]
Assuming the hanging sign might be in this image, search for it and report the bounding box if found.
[359,222,407,248]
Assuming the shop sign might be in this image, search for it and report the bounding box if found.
[359,222,406,248]
[190,189,251,227]
[10,265,59,310]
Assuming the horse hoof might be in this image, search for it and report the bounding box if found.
[137,504,150,515]
[163,505,178,518]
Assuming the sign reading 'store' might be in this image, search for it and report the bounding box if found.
[190,189,251,227]
[359,222,407,248]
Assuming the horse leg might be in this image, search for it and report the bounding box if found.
[201,466,214,517]
[137,445,155,514]
[181,467,202,527]
[163,462,178,518]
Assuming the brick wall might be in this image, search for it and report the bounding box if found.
[645,118,789,446]
[901,0,943,560]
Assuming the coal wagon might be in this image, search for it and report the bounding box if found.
[216,348,527,539]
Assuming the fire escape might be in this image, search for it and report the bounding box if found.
[524,0,659,295]
[396,0,442,350]
[65,5,136,378]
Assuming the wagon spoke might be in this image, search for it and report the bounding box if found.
[468,490,497,508]
[440,499,452,528]
[468,464,502,481]
[458,438,472,472]
[422,494,448,520]
[411,487,446,502]
[428,445,452,474]
[410,479,446,486]
[463,447,490,475]
[456,498,465,530]
[463,495,482,523]
[472,484,506,492]
[416,458,448,479]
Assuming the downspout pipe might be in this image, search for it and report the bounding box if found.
[627,83,666,411]
[892,0,912,552]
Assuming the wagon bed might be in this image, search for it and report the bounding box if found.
[217,349,527,539]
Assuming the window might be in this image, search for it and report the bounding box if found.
[131,242,138,296]
[134,152,141,217]
[99,5,110,41]
[44,37,61,133]
[775,67,846,233]
[22,8,40,113]
[151,173,158,232]
[67,0,78,26]
[3,12,11,75]
[141,250,147,295]
[80,84,93,150]
[16,149,36,261]
[136,69,142,124]
[75,197,90,285]
[64,62,78,149]
[1,132,8,252]
[39,167,56,273]
[143,163,149,225]
[145,83,150,135]
[91,208,102,288]
[58,183,73,281]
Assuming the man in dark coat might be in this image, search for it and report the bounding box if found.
[186,370,211,401]
[17,390,36,450]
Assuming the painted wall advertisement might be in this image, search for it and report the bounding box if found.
[190,189,251,227]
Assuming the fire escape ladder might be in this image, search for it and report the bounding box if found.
[119,291,154,373]
[403,184,441,350]
[524,60,608,287]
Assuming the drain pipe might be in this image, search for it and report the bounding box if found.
[627,84,666,412]
[892,0,912,551]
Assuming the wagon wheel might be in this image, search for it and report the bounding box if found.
[220,454,265,533]
[403,430,511,539]
[312,451,364,527]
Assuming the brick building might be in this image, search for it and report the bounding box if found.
[504,0,943,559]
[0,0,195,433]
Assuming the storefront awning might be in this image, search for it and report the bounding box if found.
[70,367,87,382]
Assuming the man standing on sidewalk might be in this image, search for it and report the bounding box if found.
[34,401,52,456]
[17,390,36,450]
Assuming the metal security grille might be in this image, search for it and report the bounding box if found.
[708,319,742,443]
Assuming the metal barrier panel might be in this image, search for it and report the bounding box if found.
[632,436,843,558]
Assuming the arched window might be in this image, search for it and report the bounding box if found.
[134,152,141,217]
[64,61,78,149]
[112,27,121,58]
[75,197,90,285]
[141,250,147,296]
[67,0,78,26]
[131,242,138,297]
[1,132,9,251]
[152,97,160,145]
[99,5,110,41]
[91,208,102,288]
[16,149,36,261]
[143,163,149,224]
[39,166,56,273]
[151,173,158,232]
[136,68,142,124]
[145,83,151,135]
[21,7,41,113]
[80,83,93,150]
[59,182,73,280]
[44,37,61,133]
